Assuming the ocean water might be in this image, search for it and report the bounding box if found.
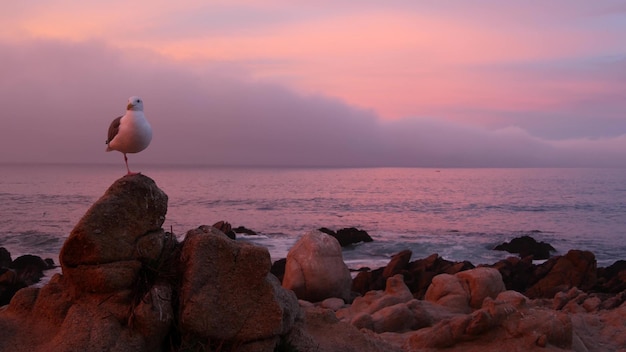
[1,164,625,278]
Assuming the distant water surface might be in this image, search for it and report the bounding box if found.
[1,164,625,275]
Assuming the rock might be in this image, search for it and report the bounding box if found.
[526,250,597,299]
[0,248,56,304]
[595,260,626,293]
[319,227,373,247]
[403,292,574,351]
[0,253,55,300]
[493,235,556,260]
[285,307,402,352]
[352,252,474,298]
[60,175,168,295]
[211,220,236,239]
[352,267,385,296]
[371,301,417,333]
[337,275,442,334]
[0,268,25,306]
[0,174,304,352]
[0,247,11,268]
[456,267,506,309]
[0,175,176,351]
[320,297,346,311]
[233,225,258,236]
[424,273,471,313]
[178,225,300,344]
[382,249,412,278]
[282,230,352,302]
[489,255,535,292]
[270,257,286,283]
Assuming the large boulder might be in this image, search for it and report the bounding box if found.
[0,174,175,351]
[283,230,352,302]
[60,175,168,294]
[178,225,300,345]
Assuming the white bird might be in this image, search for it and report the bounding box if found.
[105,96,152,175]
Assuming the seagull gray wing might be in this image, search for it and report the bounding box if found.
[106,116,122,145]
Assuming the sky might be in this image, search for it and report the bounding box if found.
[1,1,625,167]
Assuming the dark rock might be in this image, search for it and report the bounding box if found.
[0,248,11,268]
[0,249,55,303]
[271,258,286,283]
[211,220,236,239]
[0,268,25,306]
[318,227,374,247]
[595,260,626,293]
[526,250,597,299]
[318,227,336,237]
[382,250,412,279]
[493,235,556,260]
[488,255,535,292]
[352,268,385,296]
[233,226,258,236]
[10,254,51,286]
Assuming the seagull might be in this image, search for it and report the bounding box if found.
[105,96,152,175]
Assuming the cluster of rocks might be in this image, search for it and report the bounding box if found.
[350,241,624,302]
[277,232,626,351]
[0,176,305,351]
[2,174,626,351]
[0,248,55,306]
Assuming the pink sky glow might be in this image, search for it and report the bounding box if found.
[1,1,625,167]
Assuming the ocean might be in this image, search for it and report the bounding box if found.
[1,164,625,282]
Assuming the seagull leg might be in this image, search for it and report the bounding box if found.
[124,153,140,175]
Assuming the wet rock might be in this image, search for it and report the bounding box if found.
[493,235,556,260]
[318,227,373,247]
[0,249,55,304]
[233,225,258,236]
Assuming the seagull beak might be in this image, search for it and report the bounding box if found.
[127,103,134,110]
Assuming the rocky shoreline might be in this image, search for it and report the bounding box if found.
[1,174,625,351]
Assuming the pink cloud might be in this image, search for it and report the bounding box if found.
[0,39,624,168]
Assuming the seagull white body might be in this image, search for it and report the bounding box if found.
[106,96,152,174]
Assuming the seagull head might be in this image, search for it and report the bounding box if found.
[126,96,144,111]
